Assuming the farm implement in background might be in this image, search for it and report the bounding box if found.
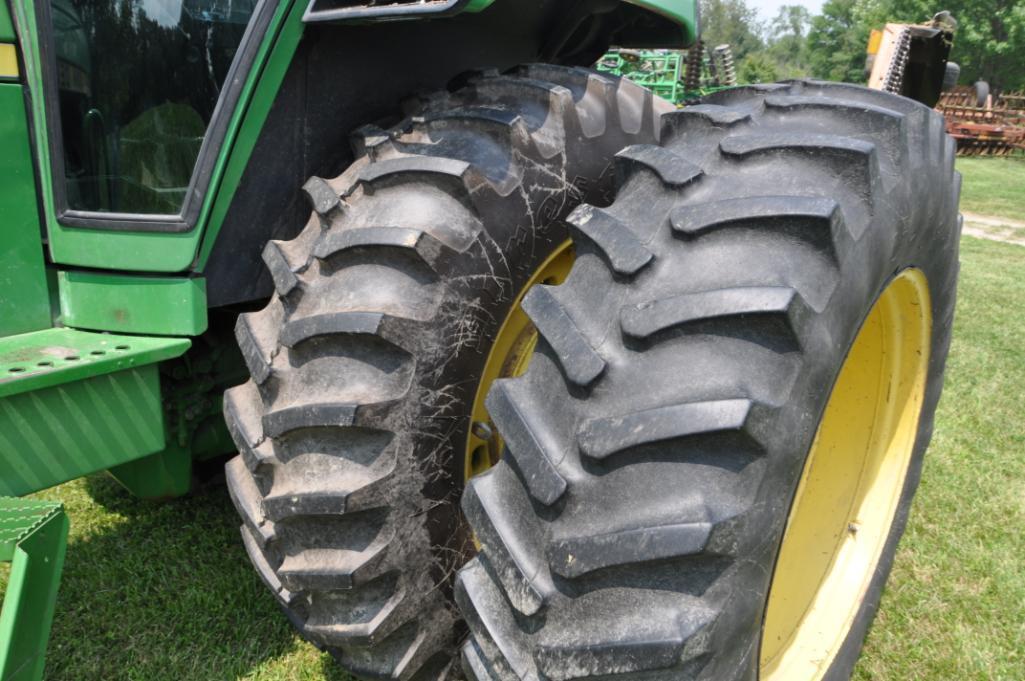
[937,86,1025,156]
[597,41,738,105]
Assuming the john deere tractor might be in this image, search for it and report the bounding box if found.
[0,0,962,679]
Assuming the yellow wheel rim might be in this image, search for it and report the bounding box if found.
[760,268,932,680]
[464,240,575,482]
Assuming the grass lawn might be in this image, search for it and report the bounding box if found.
[956,156,1025,221]
[4,236,1024,679]
[5,476,344,681]
[853,237,1025,679]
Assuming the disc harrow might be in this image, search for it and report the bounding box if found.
[937,87,1025,156]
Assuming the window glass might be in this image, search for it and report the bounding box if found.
[50,0,258,214]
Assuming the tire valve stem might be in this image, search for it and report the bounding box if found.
[472,421,493,441]
[847,522,860,537]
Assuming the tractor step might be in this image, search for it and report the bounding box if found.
[0,498,68,681]
[0,328,189,399]
[0,328,191,497]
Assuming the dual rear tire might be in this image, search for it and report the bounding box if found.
[226,76,960,680]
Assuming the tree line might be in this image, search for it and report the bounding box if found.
[700,0,1025,92]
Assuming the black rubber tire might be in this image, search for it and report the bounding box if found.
[456,81,961,681]
[974,80,990,107]
[942,61,960,91]
[223,65,672,680]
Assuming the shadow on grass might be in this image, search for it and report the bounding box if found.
[40,474,346,680]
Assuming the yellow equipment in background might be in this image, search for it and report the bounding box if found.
[866,11,957,107]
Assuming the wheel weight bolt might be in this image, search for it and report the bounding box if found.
[472,421,493,441]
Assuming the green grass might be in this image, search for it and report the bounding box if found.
[5,476,347,681]
[854,237,1025,679]
[956,157,1025,221]
[9,477,348,681]
[4,236,1024,680]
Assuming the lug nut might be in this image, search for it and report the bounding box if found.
[471,421,493,441]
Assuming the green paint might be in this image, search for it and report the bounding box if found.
[0,328,197,498]
[0,2,14,41]
[41,230,199,274]
[58,272,207,336]
[0,83,52,336]
[0,327,189,399]
[10,0,304,273]
[0,363,169,496]
[0,499,67,681]
[463,0,495,12]
[624,0,698,44]
[106,447,192,500]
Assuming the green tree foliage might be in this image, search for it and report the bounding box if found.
[692,0,1024,91]
[803,0,1025,90]
[806,0,880,83]
[885,0,1025,91]
[765,5,813,78]
[699,0,765,60]
[739,51,780,83]
[698,0,812,83]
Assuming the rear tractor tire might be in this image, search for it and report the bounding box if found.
[457,81,961,681]
[223,65,672,680]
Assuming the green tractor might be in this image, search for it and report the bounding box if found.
[0,0,962,679]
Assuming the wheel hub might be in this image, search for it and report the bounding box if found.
[464,241,575,481]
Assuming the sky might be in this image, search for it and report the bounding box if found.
[746,0,824,24]
[141,0,184,27]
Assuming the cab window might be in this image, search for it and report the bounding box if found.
[50,0,258,215]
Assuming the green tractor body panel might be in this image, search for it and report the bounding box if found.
[0,499,67,681]
[0,76,50,338]
[10,0,304,273]
[625,0,698,43]
[1,3,15,38]
[57,272,208,337]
